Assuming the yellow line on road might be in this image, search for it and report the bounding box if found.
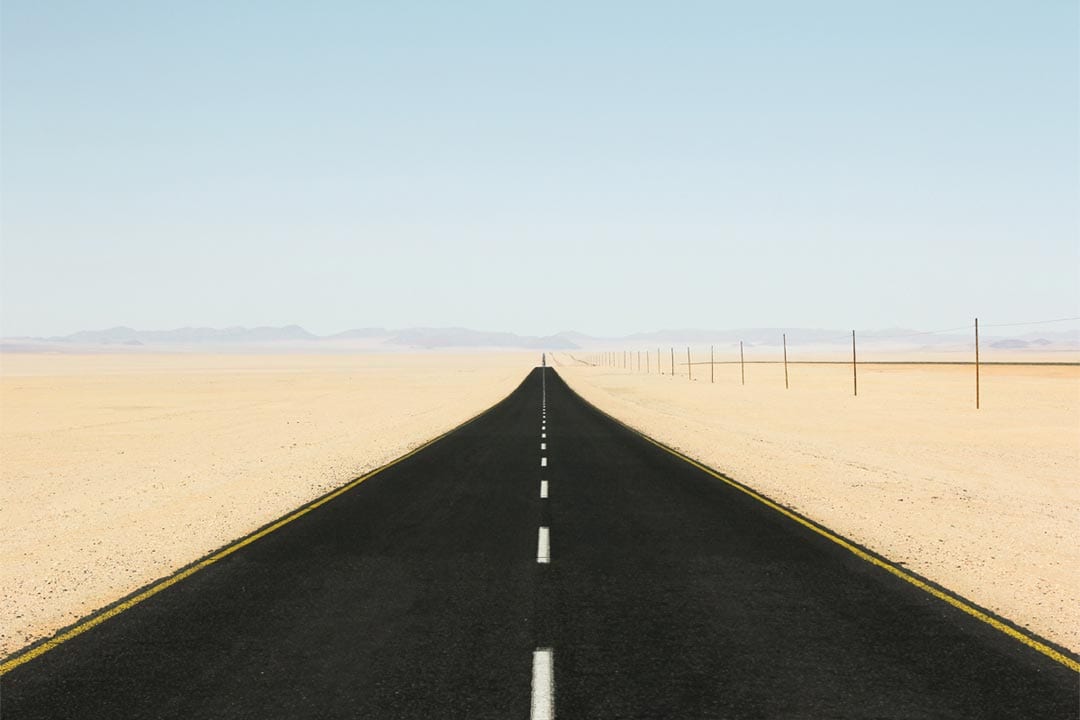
[581,392,1080,673]
[0,396,505,676]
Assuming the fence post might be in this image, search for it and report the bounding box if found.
[783,333,789,389]
[687,347,692,381]
[740,341,745,385]
[975,318,980,409]
[852,330,857,397]
[710,345,715,383]
[670,347,674,378]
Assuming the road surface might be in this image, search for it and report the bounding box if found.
[2,367,1076,718]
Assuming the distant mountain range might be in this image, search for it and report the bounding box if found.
[3,324,1077,353]
[5,325,579,350]
[59,325,321,345]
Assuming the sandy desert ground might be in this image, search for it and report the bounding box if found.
[0,352,535,656]
[552,352,1080,652]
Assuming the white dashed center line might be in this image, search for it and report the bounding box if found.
[535,370,554,718]
[537,527,550,563]
[531,648,555,720]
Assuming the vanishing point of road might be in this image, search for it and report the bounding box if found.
[2,368,1077,718]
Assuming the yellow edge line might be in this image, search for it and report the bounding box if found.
[585,396,1080,672]
[0,394,505,676]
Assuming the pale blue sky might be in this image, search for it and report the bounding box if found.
[2,1,1077,337]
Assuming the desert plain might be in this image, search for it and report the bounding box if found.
[1,349,1077,660]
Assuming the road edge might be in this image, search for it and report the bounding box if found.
[0,368,538,676]
[552,369,1080,672]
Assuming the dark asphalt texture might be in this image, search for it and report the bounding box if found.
[2,367,1077,718]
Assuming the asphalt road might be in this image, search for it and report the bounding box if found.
[2,367,1076,718]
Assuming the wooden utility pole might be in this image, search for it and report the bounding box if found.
[783,333,789,389]
[687,347,692,381]
[975,317,980,409]
[670,347,674,378]
[710,345,714,383]
[646,350,650,373]
[852,330,858,397]
[740,341,745,385]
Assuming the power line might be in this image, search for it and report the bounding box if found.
[589,314,1078,349]
[863,325,973,340]
[980,316,1080,329]
[834,316,1078,342]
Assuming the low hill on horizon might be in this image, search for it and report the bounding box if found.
[3,324,1077,355]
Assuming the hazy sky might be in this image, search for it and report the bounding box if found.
[2,1,1077,337]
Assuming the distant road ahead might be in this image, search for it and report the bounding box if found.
[3,368,1076,718]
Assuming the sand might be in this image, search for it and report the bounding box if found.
[0,352,535,656]
[552,353,1080,652]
